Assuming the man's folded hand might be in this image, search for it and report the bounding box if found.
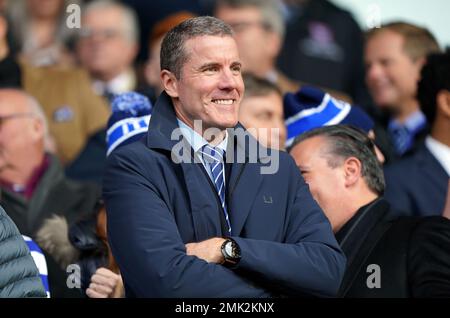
[185,237,226,264]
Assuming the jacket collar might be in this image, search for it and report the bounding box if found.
[146,92,270,237]
[336,198,393,296]
[417,143,449,177]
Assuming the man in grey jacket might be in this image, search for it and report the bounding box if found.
[0,205,46,297]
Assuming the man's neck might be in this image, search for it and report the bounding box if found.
[394,99,420,123]
[335,191,378,233]
[174,103,228,146]
[258,64,276,81]
[206,130,226,146]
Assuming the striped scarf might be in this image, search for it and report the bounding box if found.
[23,236,50,298]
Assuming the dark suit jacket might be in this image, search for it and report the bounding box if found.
[103,92,346,298]
[384,144,449,217]
[337,198,450,297]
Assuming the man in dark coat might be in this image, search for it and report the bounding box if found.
[103,16,345,298]
[290,125,450,297]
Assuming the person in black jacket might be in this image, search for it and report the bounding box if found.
[289,125,450,297]
[0,205,46,297]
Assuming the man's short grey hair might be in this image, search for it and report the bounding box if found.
[160,16,234,79]
[215,0,285,38]
[290,125,385,195]
[82,0,139,43]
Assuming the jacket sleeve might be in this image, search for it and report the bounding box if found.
[232,155,346,297]
[103,148,271,298]
[0,207,47,298]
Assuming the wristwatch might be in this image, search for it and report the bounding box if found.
[221,238,241,268]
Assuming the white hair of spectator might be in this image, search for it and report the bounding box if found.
[83,0,139,44]
[25,94,48,137]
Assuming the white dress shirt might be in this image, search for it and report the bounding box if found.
[425,136,450,177]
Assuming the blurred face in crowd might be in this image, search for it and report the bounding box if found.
[77,6,138,81]
[215,5,281,77]
[27,0,64,19]
[162,35,244,136]
[239,91,286,149]
[290,136,350,231]
[145,36,164,95]
[0,90,44,176]
[365,30,424,115]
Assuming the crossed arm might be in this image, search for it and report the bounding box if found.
[103,151,345,297]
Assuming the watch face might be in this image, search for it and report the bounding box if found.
[225,241,234,257]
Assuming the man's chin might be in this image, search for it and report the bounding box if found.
[214,118,239,130]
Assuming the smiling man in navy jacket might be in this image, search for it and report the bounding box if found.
[103,16,345,298]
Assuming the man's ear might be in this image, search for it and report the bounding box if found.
[161,70,179,98]
[414,56,427,72]
[30,117,45,142]
[0,16,7,41]
[436,89,450,119]
[343,157,362,188]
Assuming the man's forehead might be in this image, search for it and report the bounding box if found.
[184,35,238,52]
[83,6,124,27]
[367,30,406,53]
[0,91,28,112]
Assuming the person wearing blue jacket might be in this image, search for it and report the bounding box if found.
[103,16,346,298]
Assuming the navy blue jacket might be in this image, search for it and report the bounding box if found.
[384,144,449,217]
[103,92,346,298]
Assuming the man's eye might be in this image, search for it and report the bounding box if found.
[380,59,391,67]
[204,67,219,73]
[256,112,270,120]
[231,65,241,74]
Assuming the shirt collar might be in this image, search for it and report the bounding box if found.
[177,119,228,154]
[389,110,427,132]
[425,136,450,177]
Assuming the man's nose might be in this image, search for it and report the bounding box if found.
[366,63,383,84]
[218,69,238,90]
